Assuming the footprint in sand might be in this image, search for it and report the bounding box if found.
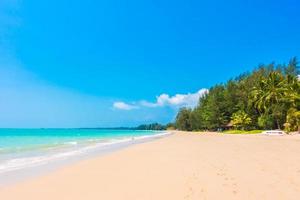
[217,168,239,195]
[184,187,194,200]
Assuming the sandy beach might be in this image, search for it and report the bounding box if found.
[1,131,300,199]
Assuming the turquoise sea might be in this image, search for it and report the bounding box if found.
[0,129,167,174]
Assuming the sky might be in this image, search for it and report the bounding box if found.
[0,0,299,128]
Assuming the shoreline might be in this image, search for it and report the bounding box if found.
[1,131,300,199]
[0,131,172,186]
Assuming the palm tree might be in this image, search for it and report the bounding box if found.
[284,74,300,107]
[283,74,300,132]
[231,110,252,130]
[285,108,300,133]
[251,71,286,129]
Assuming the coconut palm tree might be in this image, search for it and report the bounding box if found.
[285,108,300,133]
[283,74,300,132]
[284,74,300,107]
[231,110,252,130]
[251,71,286,129]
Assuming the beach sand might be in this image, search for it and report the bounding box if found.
[1,131,300,199]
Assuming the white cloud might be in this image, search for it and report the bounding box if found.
[139,100,158,108]
[148,89,208,108]
[113,89,208,111]
[113,102,139,110]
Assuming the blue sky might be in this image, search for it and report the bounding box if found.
[0,0,299,128]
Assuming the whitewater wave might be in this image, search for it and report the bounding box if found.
[0,132,170,174]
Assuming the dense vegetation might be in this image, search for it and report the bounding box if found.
[136,123,167,130]
[175,58,300,133]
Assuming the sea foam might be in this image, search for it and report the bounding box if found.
[0,131,170,174]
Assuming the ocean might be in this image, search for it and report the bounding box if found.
[0,129,167,174]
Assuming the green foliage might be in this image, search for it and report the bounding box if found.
[223,130,263,134]
[231,111,252,130]
[136,123,166,130]
[251,71,286,113]
[284,108,300,133]
[285,57,300,76]
[175,108,193,131]
[175,57,300,132]
[257,114,274,130]
[136,123,177,131]
[165,123,176,130]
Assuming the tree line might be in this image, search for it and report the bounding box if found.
[175,57,300,132]
[136,123,167,130]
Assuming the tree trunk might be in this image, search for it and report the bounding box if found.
[276,119,281,130]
